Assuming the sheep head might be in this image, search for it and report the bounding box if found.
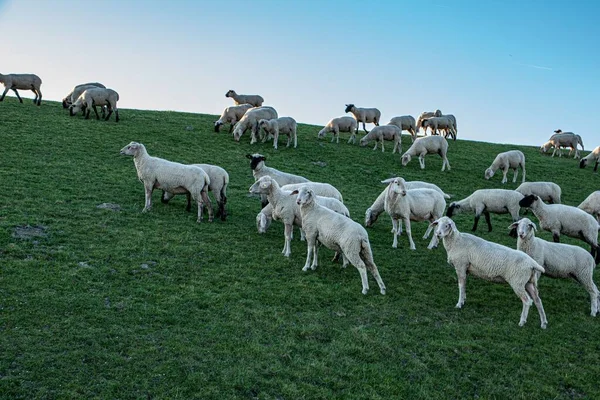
[120,142,143,156]
[429,216,457,246]
[225,90,235,98]
[401,153,412,166]
[295,187,315,206]
[247,153,266,170]
[249,176,273,195]
[382,177,406,196]
[344,104,355,113]
[509,218,537,240]
[518,194,539,208]
[484,167,495,180]
[580,158,588,169]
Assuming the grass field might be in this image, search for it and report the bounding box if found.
[1,98,599,399]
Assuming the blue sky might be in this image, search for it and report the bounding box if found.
[0,0,598,146]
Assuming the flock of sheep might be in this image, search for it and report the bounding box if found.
[3,76,600,329]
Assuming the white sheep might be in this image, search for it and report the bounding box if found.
[510,218,599,316]
[161,163,229,221]
[420,117,456,139]
[401,135,450,171]
[359,125,402,153]
[440,113,457,140]
[294,186,386,295]
[225,90,264,107]
[484,150,526,184]
[519,194,600,263]
[447,189,523,232]
[0,73,43,105]
[416,110,442,135]
[515,182,561,204]
[317,116,358,144]
[578,191,600,223]
[258,117,298,149]
[540,132,584,158]
[214,103,253,133]
[62,82,105,109]
[387,115,417,141]
[119,142,213,223]
[382,177,446,250]
[69,87,120,122]
[344,104,381,139]
[232,106,278,143]
[579,146,600,172]
[427,216,548,328]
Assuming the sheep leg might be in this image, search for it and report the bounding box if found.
[11,88,23,103]
[372,141,378,151]
[526,282,547,328]
[114,109,120,123]
[419,154,425,169]
[364,259,386,295]
[143,184,154,212]
[579,275,599,317]
[512,168,519,183]
[405,218,416,250]
[594,161,599,172]
[380,139,385,152]
[185,193,192,212]
[302,237,316,271]
[423,221,434,239]
[273,131,278,150]
[362,122,369,134]
[311,243,319,270]
[455,268,467,308]
[391,218,399,248]
[444,155,451,171]
[85,108,91,120]
[483,211,492,232]
[200,189,213,222]
[0,87,10,101]
[346,254,370,295]
[282,224,293,257]
[501,167,508,184]
[472,213,481,231]
[30,87,38,104]
[34,87,42,105]
[92,105,100,120]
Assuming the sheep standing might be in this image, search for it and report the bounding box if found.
[420,117,456,139]
[540,132,584,159]
[62,82,105,109]
[416,110,442,135]
[401,135,450,171]
[440,113,457,140]
[515,182,561,204]
[69,88,120,122]
[294,187,386,295]
[427,216,548,328]
[225,90,264,107]
[387,115,417,141]
[359,125,402,153]
[317,116,358,143]
[258,117,297,149]
[578,191,600,223]
[484,150,526,184]
[344,104,381,140]
[446,189,523,232]
[510,218,599,316]
[232,106,278,143]
[119,142,213,223]
[0,73,42,105]
[579,146,600,172]
[214,103,253,133]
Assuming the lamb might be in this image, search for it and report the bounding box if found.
[294,186,386,295]
[401,135,450,171]
[69,87,120,122]
[119,142,213,223]
[420,117,456,140]
[578,191,600,223]
[387,115,417,141]
[446,189,523,232]
[484,150,526,184]
[359,125,402,153]
[214,103,253,133]
[510,218,599,316]
[515,182,561,204]
[0,73,43,105]
[381,177,446,250]
[161,163,229,221]
[579,146,600,172]
[258,117,297,149]
[416,109,442,134]
[225,90,264,107]
[519,194,600,263]
[365,181,450,227]
[344,104,381,140]
[317,116,358,144]
[232,106,278,143]
[62,82,105,109]
[427,216,547,328]
[540,132,584,158]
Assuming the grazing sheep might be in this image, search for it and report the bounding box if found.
[317,116,358,144]
[69,88,120,122]
[540,132,584,158]
[446,189,523,232]
[420,117,456,139]
[515,182,561,204]
[294,186,386,295]
[440,114,458,140]
[484,150,526,184]
[579,146,600,172]
[119,142,213,223]
[388,115,417,141]
[519,194,600,263]
[401,135,450,171]
[214,103,253,133]
[382,177,446,250]
[232,106,278,143]
[578,191,600,223]
[258,117,297,149]
[62,82,105,109]
[0,73,43,105]
[359,125,402,153]
[510,218,599,316]
[161,163,229,221]
[344,104,381,139]
[416,110,442,134]
[225,90,264,107]
[427,216,547,329]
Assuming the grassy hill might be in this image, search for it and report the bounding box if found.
[1,98,598,399]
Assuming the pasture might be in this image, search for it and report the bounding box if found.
[1,98,598,399]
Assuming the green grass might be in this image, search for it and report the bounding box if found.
[1,97,599,399]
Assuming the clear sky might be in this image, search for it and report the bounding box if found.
[1,0,598,146]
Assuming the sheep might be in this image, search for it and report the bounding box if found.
[0,73,42,105]
[510,218,599,316]
[294,186,386,295]
[427,216,548,329]
[257,117,297,149]
[317,116,358,144]
[161,163,229,221]
[484,150,526,184]
[446,189,523,232]
[578,191,600,223]
[232,106,278,143]
[119,142,213,223]
[359,125,402,153]
[579,146,600,172]
[225,90,264,107]
[62,82,105,109]
[540,132,584,158]
[515,182,561,204]
[381,177,446,250]
[420,117,456,140]
[365,181,450,227]
[69,87,120,122]
[519,194,600,263]
[214,103,253,133]
[387,115,417,141]
[401,135,450,171]
[344,104,381,140]
[415,109,442,134]
[440,113,458,140]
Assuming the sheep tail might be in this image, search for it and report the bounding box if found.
[360,239,375,271]
[578,135,584,151]
[533,263,545,274]
[443,193,451,199]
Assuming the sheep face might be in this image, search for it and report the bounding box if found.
[214,121,223,132]
[446,203,460,217]
[518,194,539,208]
[401,154,412,166]
[62,98,70,109]
[540,142,552,153]
[317,127,327,138]
[427,216,457,249]
[295,187,315,206]
[225,90,235,98]
[580,158,588,168]
[388,178,407,196]
[246,153,266,170]
[510,218,536,240]
[434,110,442,117]
[69,104,82,116]
[258,119,269,130]
[344,104,355,113]
[359,136,369,147]
[120,142,142,156]
[365,208,378,227]
[484,168,495,180]
[248,176,272,195]
[232,124,245,141]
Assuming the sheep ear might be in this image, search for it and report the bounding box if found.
[290,190,299,195]
[245,154,252,159]
[529,222,537,231]
[381,178,395,184]
[508,222,519,230]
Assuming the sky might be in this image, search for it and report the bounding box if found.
[0,0,598,146]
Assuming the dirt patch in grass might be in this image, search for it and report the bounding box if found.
[12,225,48,240]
